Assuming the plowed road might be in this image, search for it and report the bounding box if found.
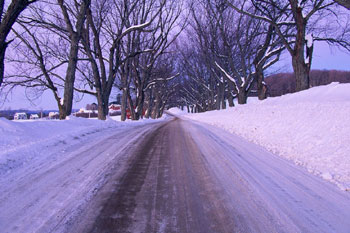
[1,116,350,233]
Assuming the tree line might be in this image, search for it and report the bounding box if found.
[0,0,349,118]
[267,69,350,96]
[1,0,184,120]
[173,0,350,113]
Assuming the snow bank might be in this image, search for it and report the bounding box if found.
[167,107,188,115]
[0,116,161,174]
[185,82,350,191]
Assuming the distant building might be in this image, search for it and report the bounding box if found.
[108,103,121,116]
[30,114,39,120]
[109,104,121,111]
[48,112,59,119]
[14,112,27,120]
[79,108,94,113]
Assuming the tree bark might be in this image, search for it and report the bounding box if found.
[121,89,128,121]
[227,93,234,107]
[151,95,160,119]
[221,97,226,109]
[292,56,310,91]
[237,91,247,105]
[290,0,310,92]
[127,92,136,120]
[135,85,145,120]
[256,68,267,100]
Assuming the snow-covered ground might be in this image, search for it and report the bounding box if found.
[0,116,162,175]
[180,82,350,191]
[0,115,166,233]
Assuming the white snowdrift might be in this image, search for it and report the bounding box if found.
[167,107,188,115]
[185,82,350,191]
[0,116,161,174]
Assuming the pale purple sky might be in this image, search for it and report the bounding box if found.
[1,41,349,110]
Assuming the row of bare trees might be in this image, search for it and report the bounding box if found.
[2,0,183,120]
[1,0,349,117]
[174,0,350,112]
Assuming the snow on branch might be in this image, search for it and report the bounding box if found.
[305,34,313,48]
[144,73,180,90]
[120,21,152,39]
[214,61,238,88]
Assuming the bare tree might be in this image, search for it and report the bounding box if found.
[79,0,168,120]
[146,56,179,119]
[124,1,184,120]
[176,1,233,111]
[57,0,91,119]
[228,0,350,92]
[4,20,69,114]
[0,0,37,87]
[12,0,91,119]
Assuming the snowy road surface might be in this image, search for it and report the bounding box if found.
[1,117,350,233]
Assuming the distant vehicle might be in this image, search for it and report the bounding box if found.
[14,112,27,120]
[30,114,39,120]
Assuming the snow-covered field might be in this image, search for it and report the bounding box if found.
[181,82,350,191]
[0,116,162,175]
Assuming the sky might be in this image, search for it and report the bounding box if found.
[0,41,349,111]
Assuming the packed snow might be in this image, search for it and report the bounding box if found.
[182,82,350,191]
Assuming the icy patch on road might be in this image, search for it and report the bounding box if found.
[184,82,350,191]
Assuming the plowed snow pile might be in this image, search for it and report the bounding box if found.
[184,82,350,191]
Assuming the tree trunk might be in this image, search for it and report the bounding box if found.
[237,91,247,105]
[159,102,166,118]
[58,104,67,120]
[151,97,160,119]
[220,82,226,109]
[135,86,145,120]
[95,89,108,120]
[291,2,309,92]
[59,0,90,119]
[0,42,7,87]
[215,93,221,110]
[145,89,153,119]
[256,68,267,100]
[227,80,235,107]
[292,56,309,91]
[97,96,109,120]
[227,93,234,107]
[97,99,105,120]
[127,92,136,120]
[121,89,127,121]
[221,97,226,109]
[62,34,79,118]
[144,92,150,119]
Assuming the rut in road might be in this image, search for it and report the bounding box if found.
[88,118,236,233]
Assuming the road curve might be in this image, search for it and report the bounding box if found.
[77,117,350,233]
